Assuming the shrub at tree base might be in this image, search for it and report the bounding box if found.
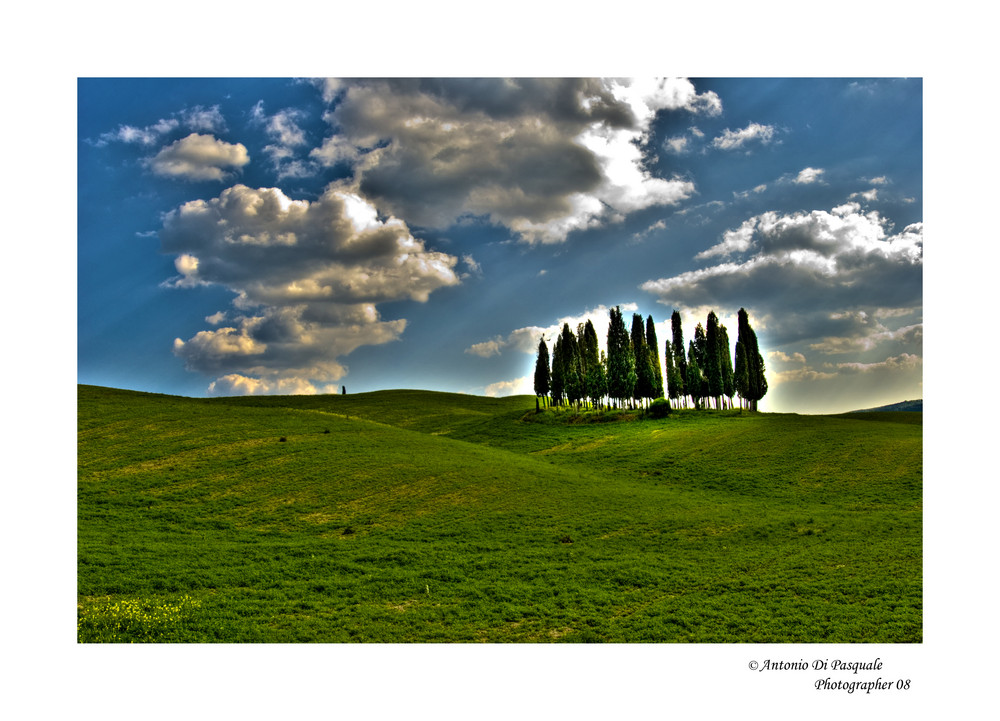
[646,397,671,419]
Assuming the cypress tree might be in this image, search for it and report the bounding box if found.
[692,323,707,368]
[533,337,550,407]
[550,334,565,406]
[665,339,683,409]
[671,311,688,407]
[736,307,768,411]
[596,350,609,409]
[686,341,704,410]
[751,349,768,412]
[580,319,604,408]
[577,322,591,400]
[734,339,749,411]
[646,315,664,399]
[631,313,654,407]
[719,324,735,410]
[691,324,709,407]
[705,312,724,410]
[606,306,636,408]
[560,323,584,408]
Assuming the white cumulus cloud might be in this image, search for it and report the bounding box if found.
[794,167,825,184]
[146,133,249,181]
[711,122,776,151]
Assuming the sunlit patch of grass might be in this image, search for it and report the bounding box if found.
[77,595,201,643]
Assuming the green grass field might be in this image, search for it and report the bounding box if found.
[77,385,921,643]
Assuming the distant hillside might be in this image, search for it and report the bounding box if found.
[850,399,922,413]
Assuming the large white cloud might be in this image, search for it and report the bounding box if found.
[314,78,718,243]
[161,184,461,393]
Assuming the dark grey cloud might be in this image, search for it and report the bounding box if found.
[313,78,719,243]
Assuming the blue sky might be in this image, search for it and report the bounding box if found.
[78,77,922,413]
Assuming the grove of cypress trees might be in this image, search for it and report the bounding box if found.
[533,306,761,415]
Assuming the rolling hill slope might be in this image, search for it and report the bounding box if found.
[78,385,922,643]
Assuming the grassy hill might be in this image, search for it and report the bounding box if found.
[848,399,923,413]
[78,385,922,643]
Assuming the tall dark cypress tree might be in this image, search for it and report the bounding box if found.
[533,337,550,407]
[596,350,609,408]
[686,341,704,410]
[734,339,749,411]
[751,348,768,412]
[736,307,768,411]
[576,322,590,390]
[692,323,709,406]
[646,315,664,399]
[665,338,683,408]
[560,323,584,408]
[705,312,724,410]
[550,334,565,406]
[580,319,604,408]
[607,306,636,408]
[631,313,654,406]
[671,311,688,407]
[692,322,707,368]
[719,324,735,410]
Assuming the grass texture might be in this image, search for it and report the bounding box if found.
[78,385,921,643]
